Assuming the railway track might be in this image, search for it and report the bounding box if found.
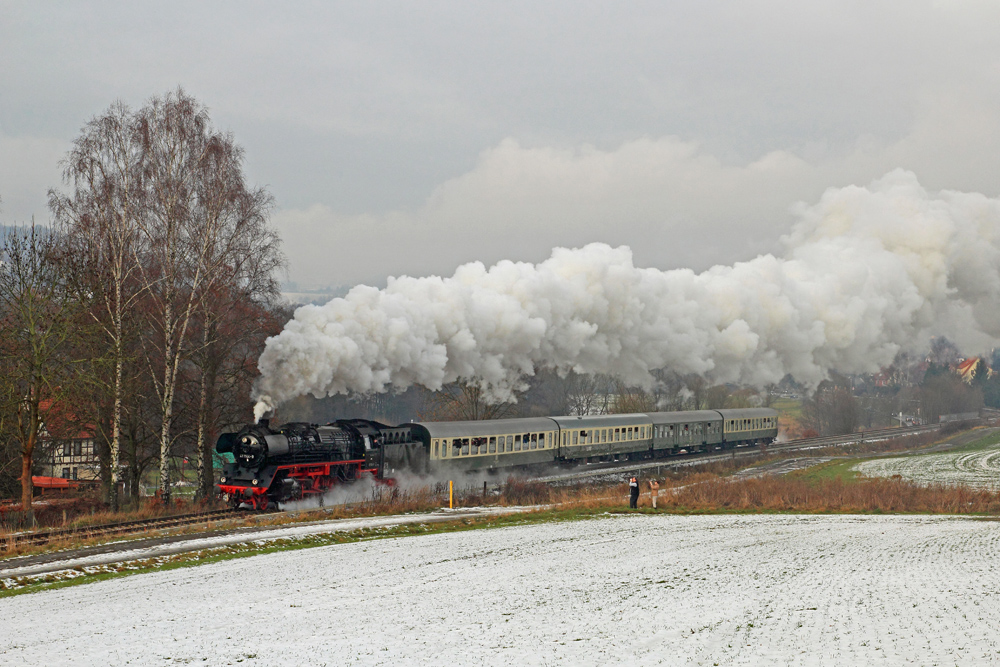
[2,508,252,552]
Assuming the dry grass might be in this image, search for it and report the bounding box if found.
[0,496,227,536]
[663,476,1000,514]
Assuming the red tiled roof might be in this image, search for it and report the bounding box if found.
[29,476,80,489]
[38,399,95,440]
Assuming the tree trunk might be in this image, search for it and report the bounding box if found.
[194,347,219,502]
[108,302,124,511]
[19,440,34,527]
[125,430,140,502]
[158,382,174,504]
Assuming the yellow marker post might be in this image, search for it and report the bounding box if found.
[449,480,454,509]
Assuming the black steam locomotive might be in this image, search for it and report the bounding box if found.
[216,408,779,510]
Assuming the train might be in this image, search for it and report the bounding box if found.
[215,407,779,510]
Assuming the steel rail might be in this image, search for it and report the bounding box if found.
[2,509,252,552]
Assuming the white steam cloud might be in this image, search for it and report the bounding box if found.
[253,170,1000,420]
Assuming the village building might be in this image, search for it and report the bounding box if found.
[36,400,101,482]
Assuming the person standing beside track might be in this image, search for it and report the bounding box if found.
[629,476,639,508]
[649,479,660,509]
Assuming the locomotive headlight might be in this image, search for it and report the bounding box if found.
[252,478,259,486]
[220,477,227,484]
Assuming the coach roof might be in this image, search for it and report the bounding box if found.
[646,410,722,424]
[412,417,559,438]
[548,414,651,429]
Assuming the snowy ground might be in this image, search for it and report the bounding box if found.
[3,513,1000,666]
[854,443,1000,489]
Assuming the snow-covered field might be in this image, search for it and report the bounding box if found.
[854,445,1000,489]
[3,514,1000,666]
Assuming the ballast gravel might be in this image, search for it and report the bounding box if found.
[2,513,1000,666]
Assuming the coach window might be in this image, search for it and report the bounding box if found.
[513,434,521,451]
[433,440,439,458]
[572,431,578,445]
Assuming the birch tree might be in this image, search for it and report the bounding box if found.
[133,89,279,503]
[50,102,146,510]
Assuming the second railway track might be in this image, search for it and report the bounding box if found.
[2,508,259,552]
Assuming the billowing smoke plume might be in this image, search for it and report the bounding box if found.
[253,170,1000,420]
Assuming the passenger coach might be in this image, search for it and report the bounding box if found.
[405,407,778,473]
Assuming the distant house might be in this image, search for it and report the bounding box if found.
[956,357,993,384]
[37,400,100,482]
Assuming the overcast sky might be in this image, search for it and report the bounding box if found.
[3,1,1000,289]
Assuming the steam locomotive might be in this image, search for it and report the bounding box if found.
[216,408,779,510]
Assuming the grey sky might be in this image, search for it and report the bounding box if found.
[3,1,1000,288]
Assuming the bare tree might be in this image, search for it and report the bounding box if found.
[0,224,86,523]
[190,293,283,500]
[610,380,658,414]
[682,374,707,410]
[131,89,278,503]
[919,371,983,423]
[563,372,614,416]
[803,380,859,435]
[423,383,519,421]
[50,102,146,510]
